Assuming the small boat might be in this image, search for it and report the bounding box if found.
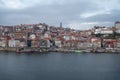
[16,48,34,53]
[16,50,34,53]
[74,50,82,53]
[97,49,105,53]
[82,50,91,53]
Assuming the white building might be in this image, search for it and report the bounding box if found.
[63,35,70,40]
[71,36,76,40]
[55,40,62,48]
[8,39,20,47]
[44,33,49,38]
[78,42,92,48]
[47,40,51,48]
[94,27,113,34]
[0,40,6,47]
[8,40,16,47]
[115,21,120,33]
[101,29,113,34]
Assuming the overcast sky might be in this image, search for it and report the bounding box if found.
[0,0,120,30]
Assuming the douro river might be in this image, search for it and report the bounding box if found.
[0,52,120,80]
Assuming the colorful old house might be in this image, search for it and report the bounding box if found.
[103,39,117,48]
[91,37,101,48]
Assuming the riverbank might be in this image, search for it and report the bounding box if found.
[0,47,120,54]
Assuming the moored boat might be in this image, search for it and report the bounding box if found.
[16,48,34,53]
[74,50,83,53]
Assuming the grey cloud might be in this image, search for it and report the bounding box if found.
[0,0,119,29]
[81,9,120,24]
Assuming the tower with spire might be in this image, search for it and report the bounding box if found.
[60,22,62,28]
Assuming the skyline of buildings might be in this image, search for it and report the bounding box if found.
[0,21,119,50]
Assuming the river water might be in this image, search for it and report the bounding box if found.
[0,52,120,80]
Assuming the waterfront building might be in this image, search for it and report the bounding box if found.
[0,21,119,50]
[103,39,117,48]
[115,21,120,37]
[0,40,6,47]
[8,39,16,47]
[91,37,101,48]
[115,21,120,30]
[93,26,113,35]
[39,39,48,48]
[116,39,120,48]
